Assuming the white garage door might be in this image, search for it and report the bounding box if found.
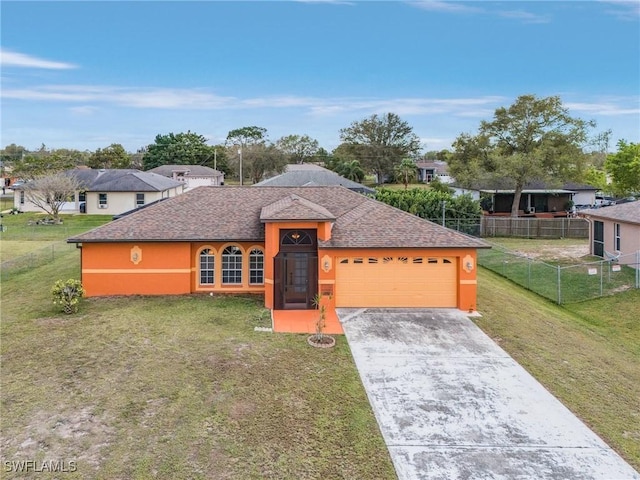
[335,254,457,308]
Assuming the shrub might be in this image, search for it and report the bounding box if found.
[52,279,85,314]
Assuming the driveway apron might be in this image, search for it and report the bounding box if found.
[338,308,640,480]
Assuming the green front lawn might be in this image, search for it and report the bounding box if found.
[1,250,396,480]
[475,268,640,470]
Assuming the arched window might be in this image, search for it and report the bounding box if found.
[222,246,243,284]
[281,230,313,246]
[249,248,264,285]
[200,248,215,285]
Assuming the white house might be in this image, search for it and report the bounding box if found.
[416,161,453,184]
[14,168,184,216]
[148,165,224,190]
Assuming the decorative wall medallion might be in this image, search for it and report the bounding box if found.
[322,254,332,272]
[131,246,142,265]
[462,254,474,273]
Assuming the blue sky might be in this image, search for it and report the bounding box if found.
[1,1,639,154]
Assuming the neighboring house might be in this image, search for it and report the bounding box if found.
[581,201,640,268]
[148,164,224,190]
[416,161,453,184]
[254,164,375,194]
[452,182,598,216]
[14,168,184,215]
[67,186,489,334]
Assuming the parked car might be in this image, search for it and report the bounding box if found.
[594,195,616,207]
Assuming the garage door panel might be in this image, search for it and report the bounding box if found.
[336,255,457,308]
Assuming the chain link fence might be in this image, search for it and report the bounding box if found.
[478,242,640,304]
[1,242,77,280]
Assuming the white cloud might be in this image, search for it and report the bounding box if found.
[1,84,507,118]
[0,48,77,69]
[600,0,640,19]
[498,10,551,24]
[566,99,640,116]
[409,0,481,14]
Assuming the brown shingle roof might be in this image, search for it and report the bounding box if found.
[68,186,489,249]
[260,194,336,222]
[582,201,640,225]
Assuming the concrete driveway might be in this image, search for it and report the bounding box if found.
[338,308,640,480]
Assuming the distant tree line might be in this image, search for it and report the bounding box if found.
[3,95,638,216]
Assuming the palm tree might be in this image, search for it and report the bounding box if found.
[394,158,417,190]
[338,159,365,182]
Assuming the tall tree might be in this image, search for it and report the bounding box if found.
[246,143,288,184]
[336,159,365,183]
[225,126,269,184]
[339,113,421,184]
[1,143,28,163]
[449,95,592,216]
[605,140,640,197]
[226,126,268,148]
[22,172,83,222]
[142,131,215,170]
[88,144,132,169]
[275,134,319,164]
[394,158,417,190]
[12,152,78,180]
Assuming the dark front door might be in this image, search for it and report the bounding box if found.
[284,252,314,307]
[274,229,318,310]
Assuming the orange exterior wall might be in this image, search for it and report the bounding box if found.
[80,242,192,296]
[81,241,269,297]
[318,247,479,312]
[262,220,330,309]
[79,234,479,313]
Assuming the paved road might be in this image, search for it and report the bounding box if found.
[339,308,640,480]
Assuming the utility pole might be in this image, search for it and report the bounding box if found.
[213,149,217,171]
[238,148,243,186]
[442,200,446,227]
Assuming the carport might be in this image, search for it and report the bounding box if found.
[339,308,639,480]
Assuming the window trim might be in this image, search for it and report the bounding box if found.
[98,193,108,208]
[198,247,215,286]
[136,192,145,208]
[614,223,621,252]
[249,247,264,285]
[222,245,243,285]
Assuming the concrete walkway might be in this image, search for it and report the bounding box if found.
[338,308,640,480]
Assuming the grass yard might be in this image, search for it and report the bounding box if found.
[475,267,640,470]
[1,195,13,212]
[480,237,638,303]
[0,250,396,479]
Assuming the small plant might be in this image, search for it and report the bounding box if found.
[308,292,335,348]
[52,279,85,314]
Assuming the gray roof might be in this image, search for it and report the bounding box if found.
[68,186,489,250]
[454,180,598,193]
[69,169,183,192]
[254,164,375,194]
[582,200,640,225]
[148,165,223,177]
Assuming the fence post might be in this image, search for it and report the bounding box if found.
[557,266,562,304]
[600,260,604,298]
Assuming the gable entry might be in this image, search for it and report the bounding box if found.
[273,229,318,310]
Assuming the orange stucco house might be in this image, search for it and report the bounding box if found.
[68,186,489,334]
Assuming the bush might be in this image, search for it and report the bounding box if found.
[52,279,85,314]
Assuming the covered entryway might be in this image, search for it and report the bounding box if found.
[335,254,457,308]
[273,229,318,310]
